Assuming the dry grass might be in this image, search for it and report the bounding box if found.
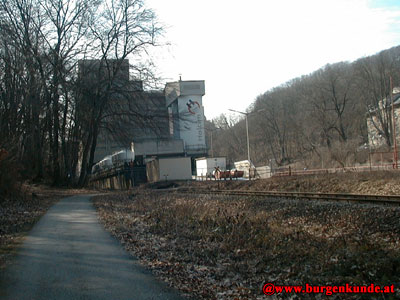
[0,196,56,269]
[93,190,400,299]
[183,171,400,195]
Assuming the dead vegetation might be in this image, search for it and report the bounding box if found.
[93,188,400,299]
[188,171,400,195]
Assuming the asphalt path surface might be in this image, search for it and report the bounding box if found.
[0,195,186,300]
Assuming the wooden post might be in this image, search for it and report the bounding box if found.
[369,152,372,171]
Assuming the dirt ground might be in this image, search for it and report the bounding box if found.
[92,171,400,299]
[2,172,400,299]
[93,188,400,299]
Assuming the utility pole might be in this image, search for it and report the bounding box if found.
[391,77,398,169]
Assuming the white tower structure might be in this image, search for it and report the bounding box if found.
[165,80,206,155]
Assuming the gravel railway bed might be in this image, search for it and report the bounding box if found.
[177,187,400,206]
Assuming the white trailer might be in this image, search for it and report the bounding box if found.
[195,157,226,177]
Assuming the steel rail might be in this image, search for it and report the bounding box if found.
[177,188,400,205]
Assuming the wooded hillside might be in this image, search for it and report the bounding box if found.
[209,46,400,169]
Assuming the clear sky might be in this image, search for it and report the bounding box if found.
[145,0,400,120]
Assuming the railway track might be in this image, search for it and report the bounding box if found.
[177,188,400,205]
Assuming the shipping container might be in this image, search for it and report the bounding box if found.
[147,157,192,182]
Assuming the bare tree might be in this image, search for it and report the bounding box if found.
[0,0,47,178]
[0,0,162,187]
[354,48,400,148]
[76,0,162,186]
[252,87,295,166]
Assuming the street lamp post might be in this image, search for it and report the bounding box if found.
[245,113,250,164]
[229,109,252,179]
[229,108,265,179]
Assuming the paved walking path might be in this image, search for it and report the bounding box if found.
[0,195,186,300]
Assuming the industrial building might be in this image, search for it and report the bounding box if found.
[164,80,207,156]
[85,59,207,182]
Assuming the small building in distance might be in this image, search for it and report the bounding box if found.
[146,157,192,182]
[195,157,226,177]
[234,160,255,178]
[367,89,400,149]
